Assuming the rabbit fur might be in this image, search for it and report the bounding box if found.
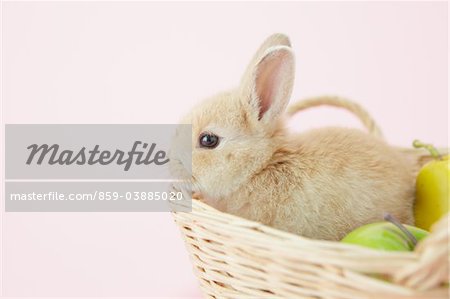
[171,33,416,241]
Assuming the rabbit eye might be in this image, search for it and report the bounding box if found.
[199,132,220,149]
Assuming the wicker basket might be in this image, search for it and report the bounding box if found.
[172,96,450,299]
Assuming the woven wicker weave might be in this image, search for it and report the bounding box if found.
[172,96,449,299]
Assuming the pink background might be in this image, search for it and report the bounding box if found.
[1,1,447,298]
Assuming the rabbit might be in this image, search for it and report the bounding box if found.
[170,33,417,241]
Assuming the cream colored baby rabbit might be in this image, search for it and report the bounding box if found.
[172,34,416,241]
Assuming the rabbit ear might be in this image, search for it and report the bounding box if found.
[241,34,291,84]
[241,45,295,122]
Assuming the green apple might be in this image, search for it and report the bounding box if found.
[413,140,449,231]
[341,220,428,251]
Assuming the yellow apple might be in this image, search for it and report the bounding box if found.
[413,140,449,231]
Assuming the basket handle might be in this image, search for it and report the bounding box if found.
[287,96,384,139]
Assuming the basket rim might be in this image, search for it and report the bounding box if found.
[176,196,445,255]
